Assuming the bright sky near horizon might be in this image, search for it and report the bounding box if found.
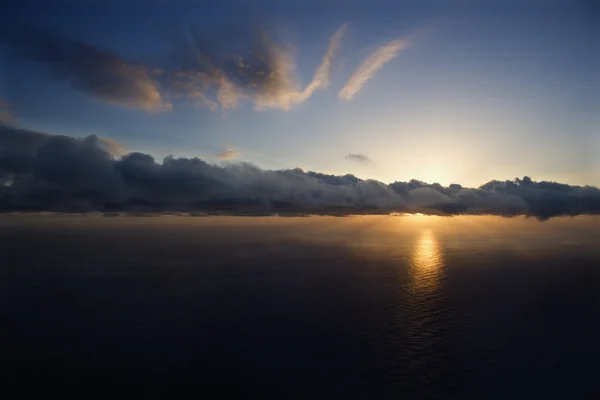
[1,0,598,187]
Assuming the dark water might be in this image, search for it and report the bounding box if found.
[2,215,600,398]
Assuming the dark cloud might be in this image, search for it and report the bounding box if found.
[345,153,374,165]
[1,127,599,219]
[0,124,125,179]
[0,28,171,112]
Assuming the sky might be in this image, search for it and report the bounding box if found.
[0,0,598,188]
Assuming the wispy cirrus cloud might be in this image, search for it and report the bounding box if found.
[339,39,410,100]
[216,148,240,160]
[168,23,347,111]
[258,23,346,110]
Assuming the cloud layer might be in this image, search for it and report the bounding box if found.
[339,39,409,100]
[1,126,598,219]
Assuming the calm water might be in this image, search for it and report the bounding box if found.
[2,215,600,398]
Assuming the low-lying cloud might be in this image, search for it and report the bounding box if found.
[339,39,409,100]
[1,126,599,219]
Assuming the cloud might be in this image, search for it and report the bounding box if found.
[1,127,599,219]
[345,153,374,165]
[339,39,409,100]
[0,23,347,113]
[304,24,347,93]
[98,137,128,157]
[0,124,127,179]
[166,24,347,111]
[249,23,346,110]
[1,28,171,112]
[216,148,239,160]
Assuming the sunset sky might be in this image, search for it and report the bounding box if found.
[1,0,598,187]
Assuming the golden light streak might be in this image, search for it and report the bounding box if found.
[410,228,443,293]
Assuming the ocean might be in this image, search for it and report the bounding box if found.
[2,215,599,398]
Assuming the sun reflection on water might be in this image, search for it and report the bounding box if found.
[410,229,444,292]
[403,227,447,379]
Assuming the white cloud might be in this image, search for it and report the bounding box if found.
[339,39,409,100]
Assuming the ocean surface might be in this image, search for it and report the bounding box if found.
[2,215,600,398]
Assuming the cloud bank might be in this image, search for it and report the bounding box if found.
[1,126,599,219]
[339,39,409,100]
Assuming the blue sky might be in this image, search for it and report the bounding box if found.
[1,0,598,187]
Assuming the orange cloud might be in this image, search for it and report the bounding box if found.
[216,148,240,160]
